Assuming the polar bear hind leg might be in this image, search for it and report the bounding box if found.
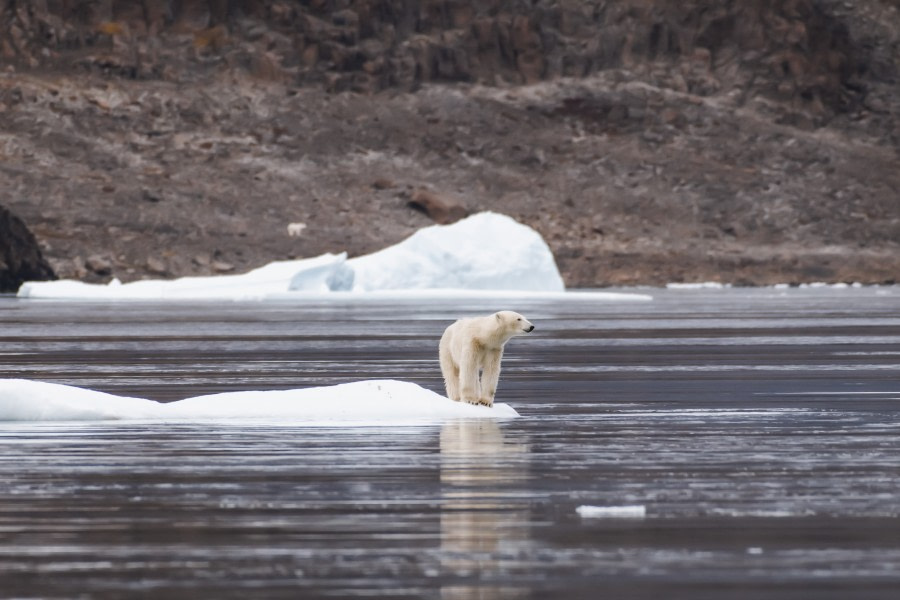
[439,340,461,402]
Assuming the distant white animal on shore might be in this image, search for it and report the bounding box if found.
[287,222,307,237]
[439,311,534,407]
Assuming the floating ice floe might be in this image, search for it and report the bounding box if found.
[669,281,876,290]
[0,379,519,424]
[576,505,647,519]
[18,253,348,301]
[666,282,731,290]
[17,212,597,301]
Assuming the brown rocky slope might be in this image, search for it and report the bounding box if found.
[1,0,897,288]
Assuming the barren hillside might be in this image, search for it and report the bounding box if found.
[1,0,897,288]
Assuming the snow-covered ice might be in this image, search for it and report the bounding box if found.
[17,253,350,301]
[0,380,160,421]
[0,379,519,424]
[17,212,580,300]
[668,281,875,290]
[666,282,731,290]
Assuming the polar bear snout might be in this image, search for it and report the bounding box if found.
[515,315,534,334]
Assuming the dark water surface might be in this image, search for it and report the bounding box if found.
[1,287,899,599]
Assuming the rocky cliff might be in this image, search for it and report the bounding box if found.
[1,0,898,286]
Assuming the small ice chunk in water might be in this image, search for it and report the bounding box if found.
[576,505,647,519]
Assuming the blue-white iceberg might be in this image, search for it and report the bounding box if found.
[18,211,652,302]
[16,212,574,300]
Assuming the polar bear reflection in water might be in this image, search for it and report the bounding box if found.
[439,311,535,407]
[440,420,530,599]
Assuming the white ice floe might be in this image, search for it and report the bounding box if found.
[576,505,647,519]
[670,281,875,291]
[18,253,349,300]
[17,212,585,301]
[0,379,160,421]
[0,379,519,424]
[798,282,864,289]
[666,282,731,290]
[707,508,814,518]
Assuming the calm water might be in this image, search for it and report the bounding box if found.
[1,287,899,599]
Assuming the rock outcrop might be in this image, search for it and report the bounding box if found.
[407,189,467,225]
[2,1,895,116]
[0,205,56,293]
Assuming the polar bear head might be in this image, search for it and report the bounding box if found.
[495,311,535,339]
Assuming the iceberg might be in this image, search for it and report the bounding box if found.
[347,211,563,292]
[0,379,519,424]
[17,212,567,300]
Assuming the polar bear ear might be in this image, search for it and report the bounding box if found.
[495,312,502,321]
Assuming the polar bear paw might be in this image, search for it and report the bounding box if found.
[460,396,492,408]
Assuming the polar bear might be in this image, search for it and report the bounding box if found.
[439,311,535,407]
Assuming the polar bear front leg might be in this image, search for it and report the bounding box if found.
[459,349,482,406]
[478,349,503,407]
